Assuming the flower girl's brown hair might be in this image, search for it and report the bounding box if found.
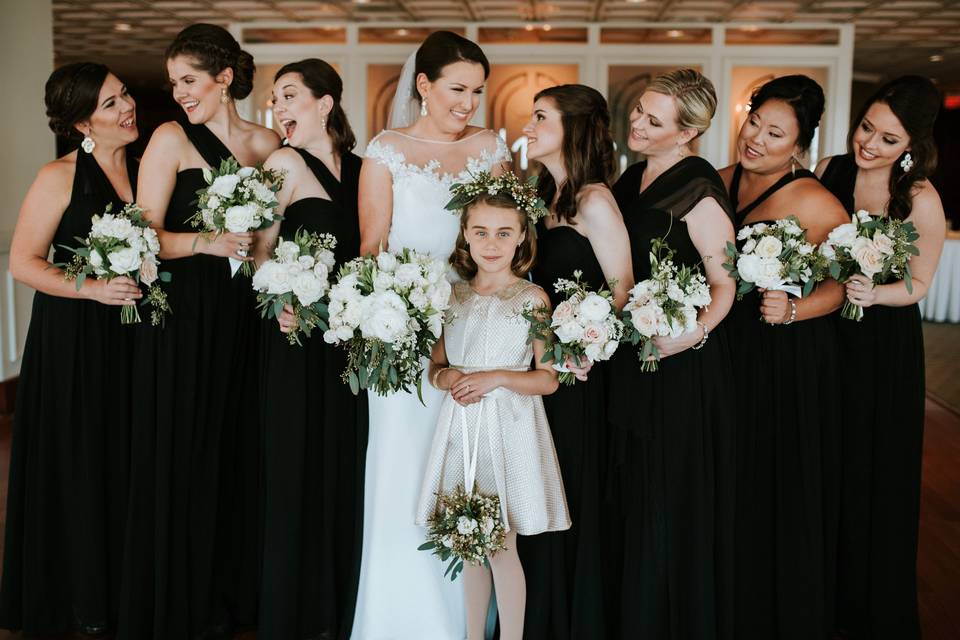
[450,194,537,281]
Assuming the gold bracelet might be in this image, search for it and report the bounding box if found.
[431,366,450,389]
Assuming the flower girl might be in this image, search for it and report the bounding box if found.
[416,173,571,639]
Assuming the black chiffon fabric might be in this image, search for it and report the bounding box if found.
[257,148,367,640]
[0,150,138,635]
[519,220,612,639]
[118,121,261,639]
[820,153,924,640]
[726,164,842,640]
[607,157,737,640]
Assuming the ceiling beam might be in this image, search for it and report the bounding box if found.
[654,0,677,22]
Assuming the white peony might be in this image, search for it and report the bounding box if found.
[312,262,329,283]
[315,248,336,270]
[554,320,585,344]
[373,271,395,292]
[409,288,429,311]
[252,261,291,295]
[754,235,784,259]
[250,180,275,204]
[827,223,857,249]
[429,279,452,311]
[292,271,327,307]
[393,262,424,289]
[457,516,478,535]
[425,259,447,284]
[360,292,410,342]
[276,240,300,263]
[736,253,763,284]
[209,174,240,197]
[107,247,141,275]
[754,257,786,289]
[584,342,603,362]
[552,300,576,325]
[297,255,316,270]
[224,203,258,233]
[577,292,612,322]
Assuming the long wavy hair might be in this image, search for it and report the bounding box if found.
[534,84,616,224]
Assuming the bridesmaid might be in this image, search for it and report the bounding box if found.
[118,24,279,638]
[608,69,737,640]
[0,63,139,637]
[254,59,367,640]
[816,75,945,640]
[518,84,633,640]
[718,75,848,640]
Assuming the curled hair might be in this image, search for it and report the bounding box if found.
[534,84,616,224]
[647,68,717,139]
[749,75,825,152]
[275,59,356,156]
[45,62,110,140]
[166,23,254,99]
[450,193,537,280]
[413,30,490,97]
[848,75,940,221]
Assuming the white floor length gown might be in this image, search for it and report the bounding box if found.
[351,128,510,640]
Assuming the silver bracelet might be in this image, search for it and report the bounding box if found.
[783,299,798,325]
[691,321,709,350]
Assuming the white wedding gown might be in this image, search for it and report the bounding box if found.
[351,128,510,640]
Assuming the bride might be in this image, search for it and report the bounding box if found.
[352,31,509,639]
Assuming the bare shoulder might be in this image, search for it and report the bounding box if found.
[716,163,736,189]
[909,179,945,220]
[39,151,77,186]
[577,183,619,217]
[789,179,847,228]
[248,123,281,156]
[265,145,304,173]
[147,121,190,153]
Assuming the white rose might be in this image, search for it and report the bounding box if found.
[798,243,814,255]
[742,238,757,254]
[393,262,424,289]
[292,271,327,307]
[327,298,344,318]
[342,300,363,327]
[323,329,339,344]
[297,255,316,270]
[666,282,685,303]
[425,259,447,284]
[107,246,141,275]
[736,253,763,284]
[819,242,837,260]
[827,223,857,249]
[143,227,160,254]
[276,240,300,263]
[139,254,159,286]
[428,279,452,311]
[754,235,784,259]
[737,226,754,240]
[237,166,256,179]
[457,516,478,535]
[373,271,395,292]
[752,222,768,234]
[335,324,354,341]
[250,180,275,204]
[224,203,258,233]
[584,342,603,362]
[552,300,576,325]
[361,292,410,342]
[554,320,585,344]
[872,232,895,255]
[602,339,619,358]
[312,262,329,283]
[581,322,609,345]
[265,262,293,295]
[754,257,786,289]
[89,248,104,269]
[206,195,221,210]
[681,306,699,335]
[855,209,872,224]
[687,284,712,308]
[315,248,336,270]
[376,252,397,272]
[629,303,659,338]
[852,236,884,277]
[129,235,146,254]
[577,292,612,322]
[209,174,240,197]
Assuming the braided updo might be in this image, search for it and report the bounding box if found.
[45,62,109,139]
[165,23,254,99]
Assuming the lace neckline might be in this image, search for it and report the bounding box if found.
[368,136,505,186]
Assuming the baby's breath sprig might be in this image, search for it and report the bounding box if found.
[445,170,549,225]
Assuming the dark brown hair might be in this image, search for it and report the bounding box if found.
[749,75,825,153]
[45,62,110,140]
[165,23,254,100]
[275,59,356,156]
[533,84,616,224]
[450,194,537,280]
[847,75,940,220]
[413,30,490,98]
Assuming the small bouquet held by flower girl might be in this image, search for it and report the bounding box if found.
[324,248,451,400]
[189,157,284,277]
[418,486,507,581]
[819,209,920,321]
[523,270,623,385]
[723,215,828,298]
[60,202,171,326]
[621,237,712,372]
[252,229,337,346]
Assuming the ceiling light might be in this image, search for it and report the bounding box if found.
[930,54,944,62]
[742,25,760,32]
[626,0,647,3]
[396,28,409,36]
[666,29,683,38]
[543,24,552,32]
[525,24,535,31]
[114,23,132,32]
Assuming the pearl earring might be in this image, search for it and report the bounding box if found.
[81,135,95,153]
[320,115,327,129]
[900,152,914,172]
[220,86,229,104]
[420,97,428,117]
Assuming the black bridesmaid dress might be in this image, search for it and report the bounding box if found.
[118,121,260,639]
[257,148,367,640]
[519,218,612,639]
[607,158,736,640]
[820,153,924,640]
[0,149,137,635]
[726,164,842,640]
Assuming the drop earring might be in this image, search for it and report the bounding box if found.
[420,97,428,117]
[220,86,229,104]
[320,115,327,129]
[791,155,800,177]
[81,134,95,154]
[900,152,914,172]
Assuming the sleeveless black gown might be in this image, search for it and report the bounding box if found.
[118,121,260,639]
[607,158,737,640]
[820,153,924,640]
[0,150,137,635]
[726,164,841,640]
[258,148,367,640]
[519,220,612,639]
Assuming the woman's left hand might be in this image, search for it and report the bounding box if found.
[450,371,503,406]
[651,324,704,358]
[845,274,878,308]
[759,289,792,324]
[563,355,593,382]
[277,303,296,333]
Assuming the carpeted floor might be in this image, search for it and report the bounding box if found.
[923,321,960,414]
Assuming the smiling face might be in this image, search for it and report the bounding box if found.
[851,101,911,171]
[522,97,564,163]
[418,60,485,133]
[77,72,138,147]
[272,71,331,146]
[627,90,694,156]
[167,54,231,124]
[736,98,802,174]
[464,201,526,276]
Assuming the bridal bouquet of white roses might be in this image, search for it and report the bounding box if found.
[621,237,711,373]
[60,202,171,326]
[252,229,337,346]
[418,485,507,581]
[189,157,284,277]
[723,215,828,299]
[819,209,920,321]
[522,270,623,385]
[324,248,451,400]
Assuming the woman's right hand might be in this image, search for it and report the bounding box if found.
[85,276,142,306]
[199,231,255,260]
[277,303,296,333]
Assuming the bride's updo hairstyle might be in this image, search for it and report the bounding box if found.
[165,23,255,100]
[413,30,490,98]
[534,84,615,224]
[450,194,537,281]
[748,75,825,154]
[45,62,110,140]
[647,68,718,139]
[274,59,356,157]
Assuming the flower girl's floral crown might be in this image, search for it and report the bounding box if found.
[445,170,549,225]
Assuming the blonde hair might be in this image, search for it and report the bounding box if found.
[449,194,537,281]
[647,68,717,139]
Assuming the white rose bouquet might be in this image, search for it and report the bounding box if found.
[252,228,337,346]
[189,157,284,277]
[522,270,623,385]
[621,237,712,373]
[819,209,920,321]
[60,202,172,326]
[723,215,828,299]
[418,485,507,581]
[324,248,452,401]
